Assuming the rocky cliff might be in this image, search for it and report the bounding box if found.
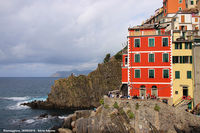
[58,97,200,133]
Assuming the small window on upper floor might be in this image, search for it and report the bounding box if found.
[185,42,192,49]
[175,42,182,49]
[148,38,155,47]
[134,54,140,63]
[162,38,169,47]
[179,7,182,11]
[163,53,169,63]
[125,56,128,65]
[134,39,140,48]
[179,0,182,3]
[163,69,169,78]
[191,0,194,5]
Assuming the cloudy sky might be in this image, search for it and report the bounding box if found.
[0,0,162,77]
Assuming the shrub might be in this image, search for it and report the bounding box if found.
[99,99,104,105]
[104,53,111,63]
[154,104,160,112]
[119,107,125,115]
[104,104,109,109]
[114,51,122,61]
[113,102,119,109]
[136,103,139,110]
[127,110,134,119]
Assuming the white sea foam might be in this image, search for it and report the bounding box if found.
[25,119,35,124]
[0,96,30,101]
[7,101,30,110]
[58,116,67,119]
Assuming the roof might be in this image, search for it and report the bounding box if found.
[128,24,168,30]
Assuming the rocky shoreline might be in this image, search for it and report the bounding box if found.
[53,97,200,133]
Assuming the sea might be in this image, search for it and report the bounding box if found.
[0,77,73,132]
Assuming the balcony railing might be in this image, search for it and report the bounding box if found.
[129,30,169,36]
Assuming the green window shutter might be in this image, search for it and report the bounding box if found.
[149,38,155,47]
[163,38,168,47]
[135,39,140,47]
[180,56,183,63]
[149,70,155,78]
[149,54,155,62]
[163,69,169,78]
[185,43,188,49]
[180,43,182,49]
[175,71,180,79]
[187,71,192,79]
[175,43,178,49]
[135,54,140,63]
[189,43,192,49]
[190,56,193,64]
[135,70,140,78]
[163,53,169,62]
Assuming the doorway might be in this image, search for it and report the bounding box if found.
[140,85,146,98]
[183,87,188,97]
[121,84,128,97]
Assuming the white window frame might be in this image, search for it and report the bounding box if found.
[148,69,155,78]
[163,69,169,78]
[134,69,141,78]
[134,38,141,48]
[125,56,128,66]
[162,37,169,47]
[148,38,155,47]
[148,53,155,63]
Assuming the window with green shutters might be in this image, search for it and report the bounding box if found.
[162,38,168,47]
[134,39,140,48]
[163,69,169,78]
[175,71,180,79]
[149,69,155,78]
[190,56,192,64]
[185,43,192,49]
[135,54,140,63]
[149,38,155,47]
[163,53,169,62]
[135,69,140,78]
[175,43,182,49]
[149,54,155,62]
[187,71,192,79]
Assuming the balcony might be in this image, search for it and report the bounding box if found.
[129,30,170,36]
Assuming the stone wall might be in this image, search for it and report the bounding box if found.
[193,45,200,106]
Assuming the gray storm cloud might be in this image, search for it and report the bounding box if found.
[0,0,162,77]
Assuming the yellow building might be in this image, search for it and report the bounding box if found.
[172,32,194,109]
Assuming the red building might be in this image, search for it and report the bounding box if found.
[122,25,172,102]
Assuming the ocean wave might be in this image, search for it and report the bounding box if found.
[0,96,30,101]
[7,101,30,110]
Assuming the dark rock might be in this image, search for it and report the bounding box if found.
[39,113,48,118]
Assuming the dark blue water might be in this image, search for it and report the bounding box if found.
[0,77,72,132]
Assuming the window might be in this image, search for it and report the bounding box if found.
[149,69,155,78]
[175,71,180,79]
[135,54,140,63]
[180,56,183,63]
[179,0,182,3]
[187,71,192,79]
[152,86,158,97]
[148,38,155,47]
[183,56,189,63]
[185,42,192,49]
[179,7,182,11]
[175,43,182,49]
[163,69,169,78]
[163,53,169,62]
[149,53,155,62]
[135,69,140,78]
[162,38,168,47]
[125,56,128,65]
[175,91,178,94]
[173,56,179,64]
[191,0,194,5]
[134,39,140,48]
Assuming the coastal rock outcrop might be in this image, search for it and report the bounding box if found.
[59,97,200,133]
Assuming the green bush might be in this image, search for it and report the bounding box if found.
[119,108,125,115]
[127,110,134,119]
[104,53,111,63]
[154,104,160,112]
[104,104,109,109]
[114,51,122,61]
[136,103,139,110]
[99,99,104,105]
[113,102,119,109]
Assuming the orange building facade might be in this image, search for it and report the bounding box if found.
[163,0,186,16]
[121,27,173,103]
